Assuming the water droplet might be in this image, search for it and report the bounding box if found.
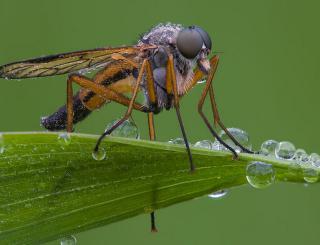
[211,141,221,150]
[197,79,206,84]
[193,140,212,150]
[303,168,318,183]
[214,128,251,152]
[260,140,278,156]
[168,138,186,145]
[275,141,295,160]
[293,149,309,165]
[0,134,4,154]
[309,153,320,167]
[246,161,275,189]
[92,148,106,161]
[60,235,77,245]
[208,189,228,199]
[58,133,71,146]
[106,119,140,139]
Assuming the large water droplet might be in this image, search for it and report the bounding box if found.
[58,133,71,146]
[168,138,186,145]
[60,235,77,245]
[208,189,228,199]
[275,141,295,160]
[260,140,278,156]
[106,119,140,139]
[0,134,4,154]
[303,168,318,183]
[246,161,275,189]
[193,140,212,150]
[92,148,106,161]
[214,128,251,152]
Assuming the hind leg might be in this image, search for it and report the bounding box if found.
[65,74,148,133]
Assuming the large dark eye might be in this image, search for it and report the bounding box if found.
[176,27,203,59]
[193,26,212,50]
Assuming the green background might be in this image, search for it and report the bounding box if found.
[1,0,319,244]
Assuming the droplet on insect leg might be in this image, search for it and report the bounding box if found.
[213,128,251,152]
[92,148,106,161]
[106,119,140,139]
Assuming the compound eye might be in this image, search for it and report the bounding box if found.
[176,27,203,59]
[194,26,212,50]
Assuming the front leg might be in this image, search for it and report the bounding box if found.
[184,55,253,155]
[166,54,195,172]
[93,59,149,152]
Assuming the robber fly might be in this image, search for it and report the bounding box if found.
[0,22,253,231]
[0,22,251,161]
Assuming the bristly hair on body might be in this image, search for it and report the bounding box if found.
[138,23,197,108]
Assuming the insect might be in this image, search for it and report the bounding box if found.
[0,23,252,231]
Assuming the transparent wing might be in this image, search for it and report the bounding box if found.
[0,46,148,79]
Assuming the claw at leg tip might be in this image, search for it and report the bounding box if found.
[151,228,158,233]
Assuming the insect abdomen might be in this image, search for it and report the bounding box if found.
[41,93,91,130]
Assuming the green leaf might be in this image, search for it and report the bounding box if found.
[0,132,317,244]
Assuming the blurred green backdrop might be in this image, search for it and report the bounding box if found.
[1,0,319,244]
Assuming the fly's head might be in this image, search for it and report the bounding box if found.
[175,26,212,74]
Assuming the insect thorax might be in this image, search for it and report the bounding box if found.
[138,23,196,111]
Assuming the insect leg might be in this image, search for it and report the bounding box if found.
[66,77,74,133]
[147,112,158,232]
[67,74,147,111]
[93,59,148,152]
[208,83,253,153]
[167,55,195,172]
[197,56,238,158]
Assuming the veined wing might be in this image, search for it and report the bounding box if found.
[0,45,151,79]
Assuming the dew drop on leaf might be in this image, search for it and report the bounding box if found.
[303,167,318,183]
[208,189,228,199]
[60,235,77,245]
[246,161,275,189]
[309,153,320,167]
[0,133,4,154]
[275,141,295,160]
[168,138,186,145]
[58,133,71,146]
[260,139,278,156]
[293,149,309,164]
[193,140,212,150]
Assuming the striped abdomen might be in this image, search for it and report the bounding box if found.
[41,61,138,130]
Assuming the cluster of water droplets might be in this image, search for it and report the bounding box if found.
[168,127,320,192]
[259,139,320,184]
[168,128,252,153]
